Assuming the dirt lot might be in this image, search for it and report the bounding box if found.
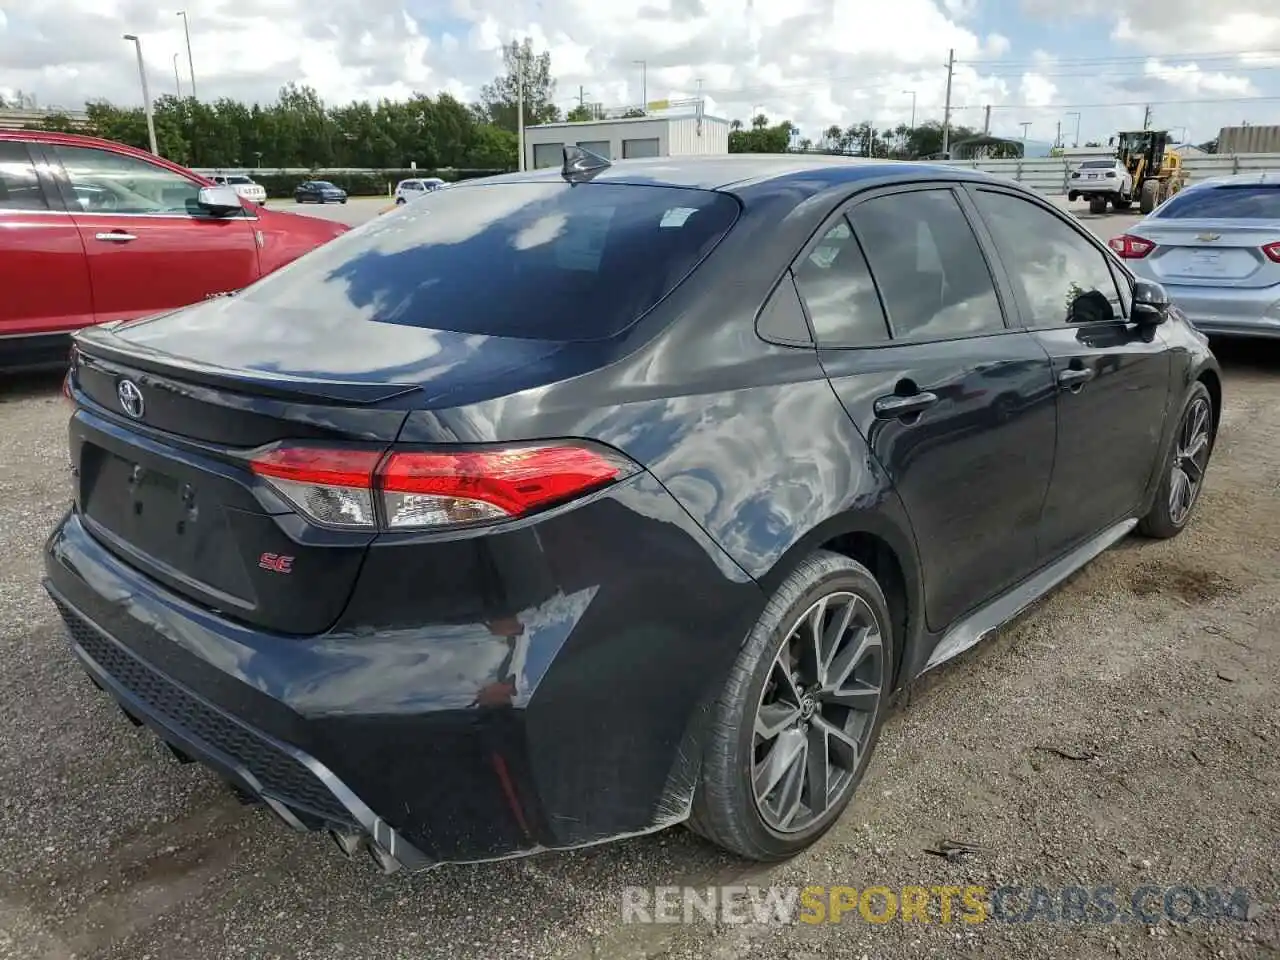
[0,207,1277,960]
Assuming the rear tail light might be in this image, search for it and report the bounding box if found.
[1108,234,1155,259]
[1262,241,1280,263]
[250,442,638,531]
[1105,171,1117,179]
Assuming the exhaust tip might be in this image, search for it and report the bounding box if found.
[330,829,366,859]
[367,841,403,875]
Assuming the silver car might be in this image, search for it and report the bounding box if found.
[1109,172,1280,338]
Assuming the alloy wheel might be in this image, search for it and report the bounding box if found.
[751,592,884,834]
[1169,396,1212,526]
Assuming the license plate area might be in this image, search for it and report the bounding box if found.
[81,444,253,603]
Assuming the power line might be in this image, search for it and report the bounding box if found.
[961,94,1280,110]
[957,48,1280,67]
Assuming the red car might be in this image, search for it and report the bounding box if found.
[0,131,348,371]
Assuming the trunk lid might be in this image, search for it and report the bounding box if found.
[1133,218,1280,288]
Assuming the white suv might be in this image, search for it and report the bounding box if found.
[210,174,267,206]
[1066,159,1133,213]
[394,177,446,204]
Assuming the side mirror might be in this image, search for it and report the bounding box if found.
[1131,279,1171,326]
[196,184,245,216]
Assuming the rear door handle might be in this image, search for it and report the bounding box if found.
[873,391,939,419]
[1057,367,1096,389]
[94,231,137,243]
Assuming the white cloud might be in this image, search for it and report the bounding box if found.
[1,0,1277,149]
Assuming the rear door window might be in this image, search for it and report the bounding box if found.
[238,181,739,341]
[848,189,1005,341]
[1154,184,1280,219]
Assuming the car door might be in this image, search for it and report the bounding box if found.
[0,140,94,342]
[48,144,261,325]
[966,185,1171,561]
[802,184,1058,633]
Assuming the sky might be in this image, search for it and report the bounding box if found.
[1,0,1279,148]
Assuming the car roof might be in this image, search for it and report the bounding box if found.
[454,154,1019,198]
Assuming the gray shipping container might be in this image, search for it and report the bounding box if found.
[1216,125,1280,155]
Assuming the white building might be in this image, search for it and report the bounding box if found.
[523,113,731,170]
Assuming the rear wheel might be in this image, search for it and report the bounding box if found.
[1113,198,1132,211]
[1140,179,1159,214]
[689,551,893,861]
[1089,195,1108,214]
[1138,382,1215,539]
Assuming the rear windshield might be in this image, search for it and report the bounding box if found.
[1154,184,1280,219]
[1079,160,1115,169]
[239,181,740,341]
[227,176,253,184]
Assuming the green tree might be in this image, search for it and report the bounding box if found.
[566,104,594,122]
[479,38,560,133]
[729,118,794,153]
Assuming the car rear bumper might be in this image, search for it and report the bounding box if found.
[43,481,761,869]
[1134,273,1280,339]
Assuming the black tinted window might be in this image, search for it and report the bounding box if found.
[793,219,888,346]
[0,142,49,211]
[1155,184,1280,219]
[239,182,739,341]
[974,190,1121,326]
[849,190,1004,340]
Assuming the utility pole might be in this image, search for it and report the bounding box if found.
[1055,120,1061,149]
[902,90,917,130]
[1019,121,1031,156]
[1067,111,1081,147]
[983,104,991,135]
[517,53,525,171]
[634,60,647,112]
[576,85,589,110]
[122,35,158,155]
[1142,104,1152,130]
[941,48,955,158]
[176,11,196,100]
[173,53,182,98]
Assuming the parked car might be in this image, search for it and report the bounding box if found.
[1109,172,1280,339]
[0,131,348,371]
[209,173,268,206]
[294,180,348,204]
[394,177,446,204]
[1067,157,1134,212]
[45,154,1219,875]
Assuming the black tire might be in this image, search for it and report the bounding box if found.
[688,550,894,861]
[1138,382,1215,539]
[1140,179,1159,214]
[1089,195,1108,215]
[340,198,347,204]
[1113,198,1132,211]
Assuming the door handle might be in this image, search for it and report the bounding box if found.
[873,391,939,419]
[1057,367,1096,389]
[94,232,137,242]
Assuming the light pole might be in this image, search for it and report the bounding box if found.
[122,34,158,155]
[1066,111,1081,148]
[176,11,197,100]
[633,59,647,112]
[173,53,182,98]
[1019,121,1031,153]
[517,50,525,171]
[902,90,916,130]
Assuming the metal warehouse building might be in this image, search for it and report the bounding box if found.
[523,113,731,170]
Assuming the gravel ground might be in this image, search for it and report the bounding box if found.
[0,206,1277,960]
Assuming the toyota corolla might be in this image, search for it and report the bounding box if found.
[44,151,1220,873]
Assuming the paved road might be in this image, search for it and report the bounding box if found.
[2,200,1274,960]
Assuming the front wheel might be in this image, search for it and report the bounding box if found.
[1140,179,1160,214]
[688,551,893,861]
[1089,195,1108,214]
[1138,382,1215,539]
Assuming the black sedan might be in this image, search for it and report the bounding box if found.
[45,151,1219,873]
[293,180,348,204]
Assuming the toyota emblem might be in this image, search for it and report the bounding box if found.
[117,379,145,419]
